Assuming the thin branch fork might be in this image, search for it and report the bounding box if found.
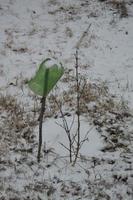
[54,98,73,163]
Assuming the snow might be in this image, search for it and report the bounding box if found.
[38,116,104,156]
[0,0,133,199]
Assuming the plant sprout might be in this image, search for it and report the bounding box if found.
[28,58,64,162]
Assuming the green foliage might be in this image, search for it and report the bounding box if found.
[28,58,64,96]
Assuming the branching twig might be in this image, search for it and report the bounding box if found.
[54,99,73,163]
[79,126,93,149]
[59,142,71,152]
[54,48,92,165]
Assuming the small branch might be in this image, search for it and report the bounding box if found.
[69,114,75,132]
[73,49,80,165]
[79,79,87,99]
[79,126,93,149]
[59,142,71,152]
[76,24,91,49]
[54,99,73,163]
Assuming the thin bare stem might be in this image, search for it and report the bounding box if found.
[76,24,91,49]
[73,49,80,165]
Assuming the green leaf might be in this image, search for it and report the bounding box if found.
[28,59,64,96]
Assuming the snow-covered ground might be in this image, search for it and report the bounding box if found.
[0,0,133,199]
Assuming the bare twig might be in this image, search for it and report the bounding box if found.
[79,126,93,149]
[54,99,73,163]
[54,48,92,165]
[76,24,91,49]
[59,142,71,152]
[73,49,80,165]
